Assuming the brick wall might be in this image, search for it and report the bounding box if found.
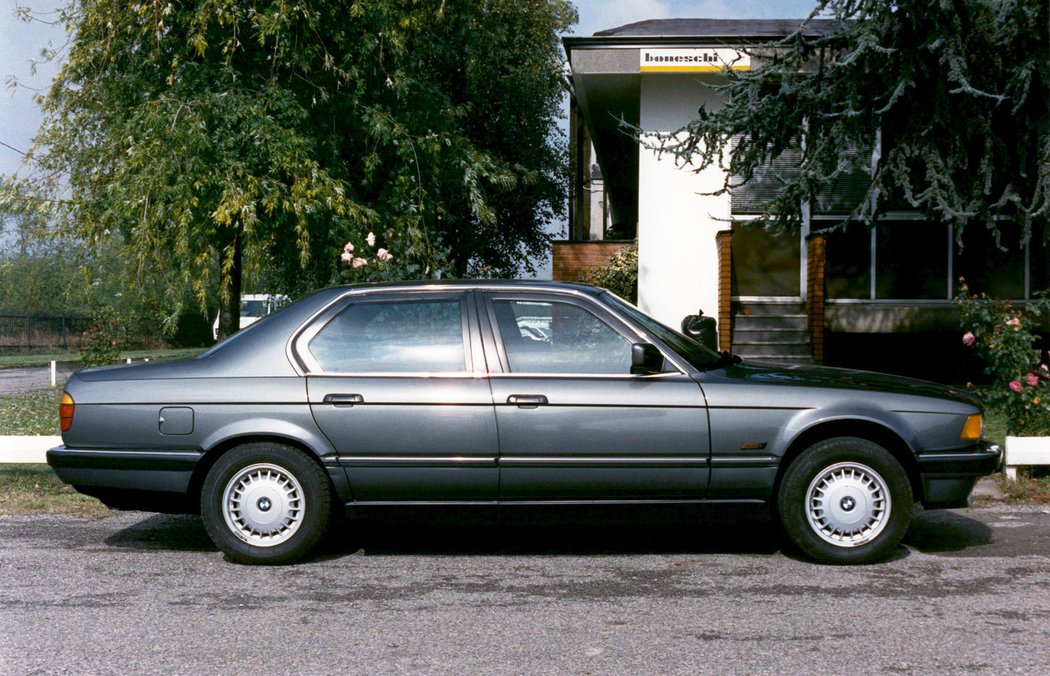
[551,240,633,282]
[716,231,732,352]
[806,235,827,363]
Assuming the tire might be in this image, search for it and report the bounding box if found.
[777,437,913,565]
[201,442,333,565]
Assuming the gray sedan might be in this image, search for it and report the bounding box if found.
[47,281,999,564]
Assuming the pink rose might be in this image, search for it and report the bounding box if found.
[1041,364,1049,373]
[340,251,353,263]
[1006,317,1022,331]
[351,257,368,268]
[1009,380,1023,393]
[366,232,376,247]
[962,331,976,347]
[376,248,393,261]
[343,242,354,254]
[1027,373,1040,387]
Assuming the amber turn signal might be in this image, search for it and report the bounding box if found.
[960,413,983,441]
[59,392,75,433]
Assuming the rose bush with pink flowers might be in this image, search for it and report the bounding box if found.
[957,279,1050,435]
[338,230,453,283]
[78,305,125,368]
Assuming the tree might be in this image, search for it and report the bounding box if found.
[15,0,575,338]
[649,0,1049,246]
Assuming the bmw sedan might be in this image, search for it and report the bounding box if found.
[47,281,1000,564]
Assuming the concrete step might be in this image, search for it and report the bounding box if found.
[733,301,807,316]
[732,328,811,343]
[739,355,817,365]
[734,342,813,357]
[733,314,808,330]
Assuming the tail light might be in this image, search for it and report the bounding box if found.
[59,392,75,432]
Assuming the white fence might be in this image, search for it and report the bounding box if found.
[0,436,61,463]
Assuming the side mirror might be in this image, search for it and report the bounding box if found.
[631,343,664,375]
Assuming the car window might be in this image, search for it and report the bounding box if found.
[309,298,466,373]
[600,292,722,370]
[492,299,632,374]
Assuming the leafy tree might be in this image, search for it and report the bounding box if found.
[649,0,1048,246]
[13,0,575,338]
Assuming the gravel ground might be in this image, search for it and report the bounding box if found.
[0,367,75,396]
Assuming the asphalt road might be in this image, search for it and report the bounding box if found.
[3,505,1050,674]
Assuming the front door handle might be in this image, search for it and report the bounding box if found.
[323,393,365,407]
[507,394,548,408]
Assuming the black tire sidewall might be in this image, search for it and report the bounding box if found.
[201,443,332,565]
[778,437,913,565]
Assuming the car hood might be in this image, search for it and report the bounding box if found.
[707,360,982,408]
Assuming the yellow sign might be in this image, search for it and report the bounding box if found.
[640,48,750,73]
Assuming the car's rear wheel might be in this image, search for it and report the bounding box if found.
[777,437,913,564]
[201,443,333,565]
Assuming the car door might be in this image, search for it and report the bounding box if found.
[295,290,498,502]
[479,291,710,501]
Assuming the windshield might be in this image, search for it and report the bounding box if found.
[600,292,723,370]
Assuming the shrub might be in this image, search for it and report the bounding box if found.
[587,242,638,304]
[79,306,125,368]
[957,279,1050,435]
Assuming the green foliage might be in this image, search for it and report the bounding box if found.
[957,279,1050,435]
[78,306,125,367]
[8,0,575,336]
[587,242,638,304]
[648,0,1049,242]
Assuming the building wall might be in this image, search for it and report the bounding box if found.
[637,74,730,327]
[551,240,633,283]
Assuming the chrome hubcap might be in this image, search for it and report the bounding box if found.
[805,462,891,548]
[222,463,305,547]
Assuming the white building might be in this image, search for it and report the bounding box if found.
[557,19,1047,380]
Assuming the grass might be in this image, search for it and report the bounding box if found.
[0,347,204,369]
[993,469,1050,504]
[0,464,111,517]
[0,386,62,435]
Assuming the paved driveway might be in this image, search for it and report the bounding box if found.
[2,505,1049,674]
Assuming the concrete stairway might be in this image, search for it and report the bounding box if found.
[731,301,815,365]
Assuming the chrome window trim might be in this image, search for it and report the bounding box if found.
[286,285,607,376]
[479,291,688,377]
[290,290,473,376]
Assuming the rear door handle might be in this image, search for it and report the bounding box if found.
[323,393,365,407]
[507,394,548,408]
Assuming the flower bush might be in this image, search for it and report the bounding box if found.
[957,279,1050,435]
[79,306,125,368]
[338,230,449,283]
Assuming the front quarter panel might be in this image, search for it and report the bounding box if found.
[697,366,980,500]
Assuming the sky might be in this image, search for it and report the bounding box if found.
[1,0,820,178]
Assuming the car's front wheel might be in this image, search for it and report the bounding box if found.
[777,437,913,564]
[201,443,333,565]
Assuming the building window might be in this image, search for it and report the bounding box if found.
[821,220,1041,302]
[954,221,1026,299]
[824,223,872,299]
[875,221,949,300]
[731,221,801,297]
